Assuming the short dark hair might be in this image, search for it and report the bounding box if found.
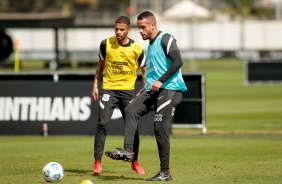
[115,16,130,25]
[137,11,155,20]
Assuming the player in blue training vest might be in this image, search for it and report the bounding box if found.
[145,31,187,92]
[105,11,187,181]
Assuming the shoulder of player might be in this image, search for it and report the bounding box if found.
[100,39,107,45]
[162,33,175,42]
[128,38,143,49]
[107,36,117,43]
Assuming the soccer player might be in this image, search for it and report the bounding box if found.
[105,11,187,181]
[92,15,146,176]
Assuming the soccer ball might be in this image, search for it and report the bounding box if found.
[42,162,64,183]
[80,180,94,184]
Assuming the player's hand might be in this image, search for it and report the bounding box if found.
[150,81,162,91]
[136,87,145,96]
[92,86,99,101]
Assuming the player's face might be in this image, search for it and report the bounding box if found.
[115,23,130,42]
[137,18,153,41]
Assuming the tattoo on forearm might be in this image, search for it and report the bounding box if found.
[95,62,104,81]
[95,67,102,81]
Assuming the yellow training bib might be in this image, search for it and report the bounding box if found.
[102,36,143,90]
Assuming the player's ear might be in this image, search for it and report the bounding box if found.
[152,22,156,29]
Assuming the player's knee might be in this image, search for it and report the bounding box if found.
[96,123,106,131]
[124,106,135,117]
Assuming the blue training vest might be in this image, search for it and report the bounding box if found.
[145,32,187,92]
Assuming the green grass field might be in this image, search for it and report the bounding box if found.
[0,135,281,184]
[0,58,282,183]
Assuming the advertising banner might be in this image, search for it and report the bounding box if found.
[0,72,205,135]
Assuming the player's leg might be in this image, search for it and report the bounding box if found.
[94,93,118,175]
[118,98,140,161]
[118,98,145,174]
[105,92,153,162]
[147,89,182,181]
[123,92,153,153]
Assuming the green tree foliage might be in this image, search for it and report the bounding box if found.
[219,0,274,19]
[0,0,129,15]
[0,0,61,13]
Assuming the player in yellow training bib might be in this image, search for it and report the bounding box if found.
[92,16,146,176]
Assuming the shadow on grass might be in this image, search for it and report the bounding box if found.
[65,169,144,181]
[95,175,144,181]
[65,169,92,175]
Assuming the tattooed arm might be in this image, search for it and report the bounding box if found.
[92,60,105,101]
[92,39,106,101]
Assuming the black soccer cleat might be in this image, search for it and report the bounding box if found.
[146,171,173,181]
[105,147,133,162]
